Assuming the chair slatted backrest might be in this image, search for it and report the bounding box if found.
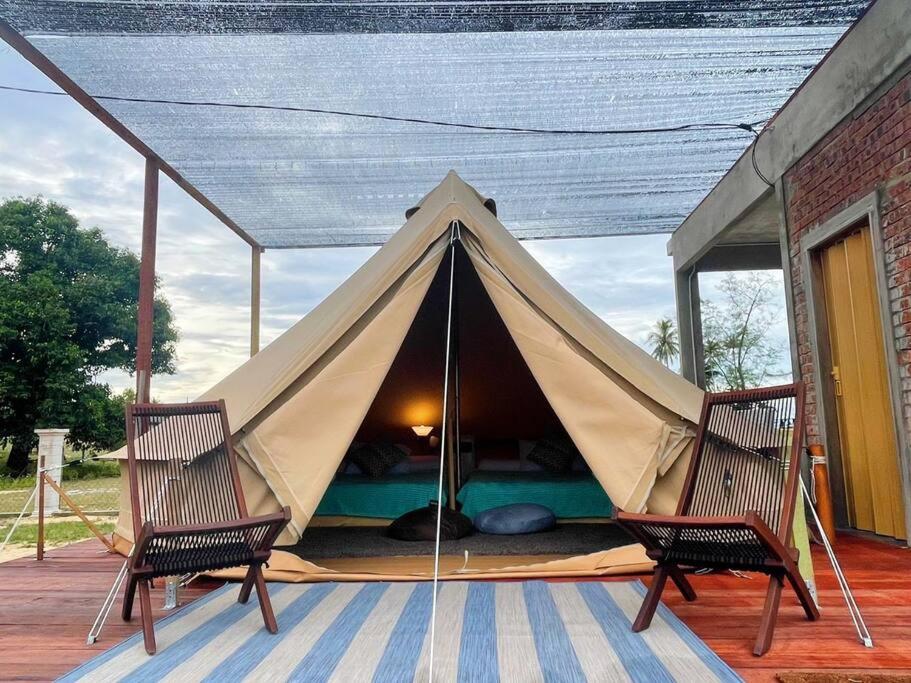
[125,401,247,540]
[677,383,805,541]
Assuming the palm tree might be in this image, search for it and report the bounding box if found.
[648,318,679,367]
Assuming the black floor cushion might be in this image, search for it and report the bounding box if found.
[385,503,474,541]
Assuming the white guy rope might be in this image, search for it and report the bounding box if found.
[2,456,113,565]
[800,475,873,648]
[87,473,180,644]
[428,221,459,683]
[0,486,37,556]
[87,558,130,644]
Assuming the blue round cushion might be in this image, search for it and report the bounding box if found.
[473,503,556,535]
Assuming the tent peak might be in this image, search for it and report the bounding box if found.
[405,172,497,221]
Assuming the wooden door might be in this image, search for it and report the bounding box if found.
[820,227,906,539]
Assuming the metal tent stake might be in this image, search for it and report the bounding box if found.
[800,475,873,648]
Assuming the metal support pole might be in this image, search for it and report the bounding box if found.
[250,246,262,357]
[135,157,159,403]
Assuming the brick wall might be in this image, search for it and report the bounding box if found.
[785,71,911,444]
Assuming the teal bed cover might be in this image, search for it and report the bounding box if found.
[315,472,446,519]
[457,472,613,519]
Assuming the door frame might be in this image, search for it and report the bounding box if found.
[800,189,911,541]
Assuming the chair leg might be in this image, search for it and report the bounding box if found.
[138,579,157,655]
[667,566,697,602]
[633,565,670,632]
[785,568,820,621]
[121,574,138,621]
[754,575,783,656]
[238,564,257,604]
[253,565,278,634]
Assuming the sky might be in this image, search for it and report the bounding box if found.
[0,43,789,402]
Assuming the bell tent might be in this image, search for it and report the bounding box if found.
[113,171,709,579]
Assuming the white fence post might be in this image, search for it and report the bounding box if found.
[33,428,68,517]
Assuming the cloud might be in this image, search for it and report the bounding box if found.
[525,234,677,346]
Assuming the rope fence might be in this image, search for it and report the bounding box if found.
[1,456,119,517]
[0,453,119,559]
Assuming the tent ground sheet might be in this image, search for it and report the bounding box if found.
[285,522,632,559]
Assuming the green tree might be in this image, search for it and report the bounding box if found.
[68,387,137,454]
[0,198,178,473]
[647,317,679,367]
[701,272,783,391]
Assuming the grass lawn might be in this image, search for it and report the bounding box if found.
[0,520,115,547]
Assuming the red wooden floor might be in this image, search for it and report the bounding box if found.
[0,533,909,681]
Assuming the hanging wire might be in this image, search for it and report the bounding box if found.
[744,123,776,187]
[0,84,767,136]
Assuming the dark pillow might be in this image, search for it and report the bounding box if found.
[347,443,407,478]
[527,436,577,474]
[386,502,473,541]
[474,503,556,535]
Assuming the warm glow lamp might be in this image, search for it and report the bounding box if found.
[411,425,433,437]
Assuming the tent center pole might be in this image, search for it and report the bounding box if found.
[429,221,460,683]
[449,234,462,508]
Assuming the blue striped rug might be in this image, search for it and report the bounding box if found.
[61,581,741,682]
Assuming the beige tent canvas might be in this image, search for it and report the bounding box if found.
[111,171,713,578]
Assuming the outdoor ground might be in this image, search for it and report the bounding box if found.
[0,533,909,681]
[0,517,115,563]
[0,448,120,565]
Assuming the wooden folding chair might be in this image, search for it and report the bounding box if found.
[615,382,819,656]
[122,400,290,654]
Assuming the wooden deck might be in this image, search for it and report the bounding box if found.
[0,533,909,681]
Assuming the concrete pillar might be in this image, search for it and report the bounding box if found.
[33,428,68,516]
[675,267,705,388]
[775,178,800,379]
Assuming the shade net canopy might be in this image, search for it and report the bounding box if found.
[1,1,866,248]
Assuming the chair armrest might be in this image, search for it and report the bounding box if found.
[615,511,752,528]
[614,510,791,562]
[151,510,289,538]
